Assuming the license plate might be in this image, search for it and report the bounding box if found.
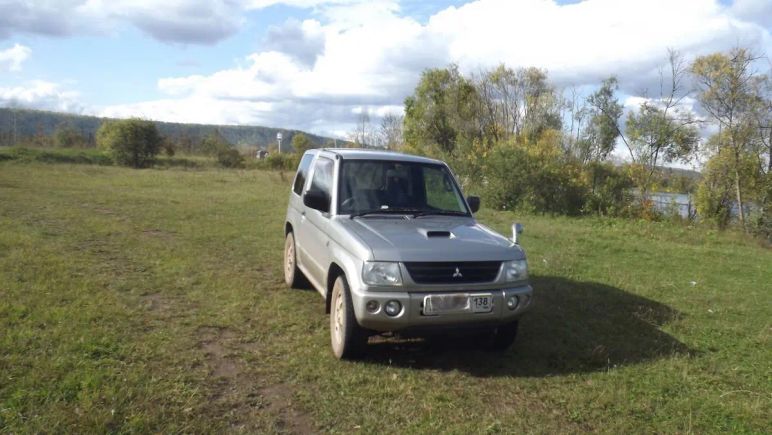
[423,293,493,315]
[470,294,493,313]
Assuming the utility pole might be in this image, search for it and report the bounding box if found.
[12,107,17,147]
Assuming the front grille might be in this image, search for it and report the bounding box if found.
[404,261,502,284]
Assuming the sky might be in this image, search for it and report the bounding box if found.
[0,0,770,144]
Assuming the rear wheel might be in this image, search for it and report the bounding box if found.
[330,276,367,359]
[487,321,519,351]
[283,232,304,288]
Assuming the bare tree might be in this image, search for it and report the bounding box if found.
[379,112,403,150]
[349,109,373,147]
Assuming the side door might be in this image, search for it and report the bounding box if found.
[296,156,335,289]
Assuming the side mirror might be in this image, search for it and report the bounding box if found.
[467,196,480,214]
[511,222,524,244]
[303,189,330,213]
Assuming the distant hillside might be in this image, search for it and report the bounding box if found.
[0,107,339,150]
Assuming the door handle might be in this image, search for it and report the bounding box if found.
[301,211,306,217]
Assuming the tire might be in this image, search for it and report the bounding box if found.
[487,320,519,351]
[283,232,304,288]
[330,276,368,359]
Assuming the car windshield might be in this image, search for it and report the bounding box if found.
[338,160,469,216]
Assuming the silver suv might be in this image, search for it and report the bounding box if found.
[284,149,533,359]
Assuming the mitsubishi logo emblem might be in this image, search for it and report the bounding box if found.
[453,267,463,278]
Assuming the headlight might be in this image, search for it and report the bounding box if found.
[362,262,403,286]
[503,259,528,282]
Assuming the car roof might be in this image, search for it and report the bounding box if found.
[315,148,444,165]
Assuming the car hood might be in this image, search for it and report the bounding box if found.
[339,216,525,262]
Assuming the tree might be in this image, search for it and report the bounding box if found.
[691,47,768,231]
[586,52,699,199]
[586,77,625,161]
[378,113,403,150]
[403,65,480,155]
[291,132,313,153]
[96,119,162,168]
[695,134,764,229]
[349,110,375,148]
[54,124,85,148]
[200,130,230,156]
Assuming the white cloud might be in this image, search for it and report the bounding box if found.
[97,0,769,137]
[0,44,31,72]
[729,0,772,30]
[0,0,378,44]
[0,80,82,112]
[0,0,245,44]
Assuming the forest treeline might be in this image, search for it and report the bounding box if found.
[0,107,333,153]
[386,47,769,238]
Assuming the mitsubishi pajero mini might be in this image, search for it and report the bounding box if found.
[283,149,532,359]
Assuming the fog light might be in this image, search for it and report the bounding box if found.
[384,300,402,317]
[366,300,380,313]
[506,295,519,310]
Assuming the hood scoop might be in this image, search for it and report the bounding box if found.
[424,230,452,238]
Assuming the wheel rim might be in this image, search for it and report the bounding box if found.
[284,238,294,282]
[333,286,344,345]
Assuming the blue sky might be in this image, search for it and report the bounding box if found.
[0,0,769,148]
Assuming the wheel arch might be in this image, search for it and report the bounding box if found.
[325,263,346,314]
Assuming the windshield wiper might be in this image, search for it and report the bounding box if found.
[349,208,423,219]
[412,210,469,218]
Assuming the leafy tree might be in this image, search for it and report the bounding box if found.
[696,140,760,228]
[291,132,313,153]
[580,78,623,163]
[217,147,244,168]
[691,47,768,230]
[584,77,624,161]
[96,119,162,168]
[54,124,85,148]
[200,130,230,156]
[404,65,480,155]
[625,101,699,196]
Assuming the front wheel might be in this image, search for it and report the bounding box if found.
[487,320,519,351]
[330,276,367,359]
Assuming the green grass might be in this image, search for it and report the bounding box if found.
[0,162,769,433]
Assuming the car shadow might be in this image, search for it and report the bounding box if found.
[359,276,695,377]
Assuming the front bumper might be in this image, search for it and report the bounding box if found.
[351,285,533,332]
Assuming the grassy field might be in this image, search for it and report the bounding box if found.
[0,161,770,433]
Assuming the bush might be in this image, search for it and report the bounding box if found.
[217,147,244,168]
[582,163,634,216]
[257,153,300,171]
[96,119,162,168]
[481,138,587,215]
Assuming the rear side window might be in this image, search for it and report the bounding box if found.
[292,153,314,195]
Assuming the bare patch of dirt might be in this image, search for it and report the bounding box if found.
[195,326,317,433]
[258,383,317,434]
[140,292,173,313]
[198,326,240,379]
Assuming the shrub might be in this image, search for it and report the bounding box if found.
[217,147,244,168]
[96,119,162,168]
[258,153,300,171]
[481,139,587,215]
[582,163,634,216]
